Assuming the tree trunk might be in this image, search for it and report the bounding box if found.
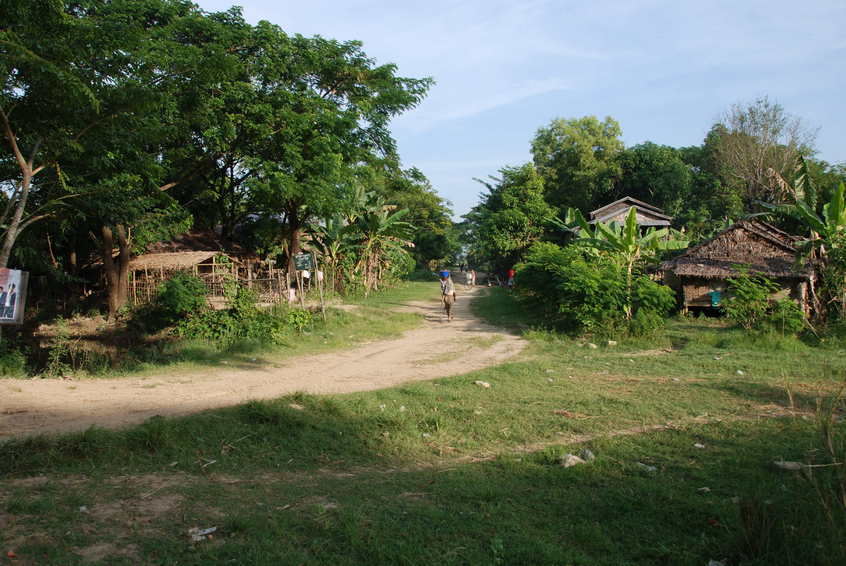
[0,170,31,269]
[102,224,132,318]
[0,110,42,269]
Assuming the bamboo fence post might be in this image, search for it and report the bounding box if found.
[314,253,326,322]
[298,270,305,309]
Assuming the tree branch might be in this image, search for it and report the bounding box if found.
[0,106,27,172]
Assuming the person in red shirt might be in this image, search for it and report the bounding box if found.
[506,268,516,289]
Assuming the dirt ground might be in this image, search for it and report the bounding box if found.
[0,287,525,440]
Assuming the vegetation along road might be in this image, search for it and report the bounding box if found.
[0,287,524,439]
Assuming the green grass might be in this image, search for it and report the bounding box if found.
[1,287,844,565]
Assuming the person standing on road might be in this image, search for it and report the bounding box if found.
[506,267,516,289]
[439,270,457,321]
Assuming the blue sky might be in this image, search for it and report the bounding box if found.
[195,0,846,217]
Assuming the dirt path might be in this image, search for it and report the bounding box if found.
[1,287,525,440]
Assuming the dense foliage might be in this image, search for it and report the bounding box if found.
[517,242,675,336]
[724,271,805,334]
[1,0,453,319]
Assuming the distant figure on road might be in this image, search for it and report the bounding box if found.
[439,270,457,321]
[506,267,516,289]
[467,269,476,287]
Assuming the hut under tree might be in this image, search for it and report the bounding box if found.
[659,220,813,313]
[128,251,238,306]
[128,229,289,306]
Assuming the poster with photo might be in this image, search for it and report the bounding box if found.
[0,268,28,325]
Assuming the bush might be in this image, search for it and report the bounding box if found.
[157,273,207,319]
[0,343,27,377]
[176,284,314,344]
[723,271,778,330]
[517,242,675,336]
[132,273,208,332]
[724,271,806,334]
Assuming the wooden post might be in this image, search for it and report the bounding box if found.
[314,253,326,322]
[298,270,305,309]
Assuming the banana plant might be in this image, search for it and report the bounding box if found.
[763,182,846,255]
[573,207,688,318]
[352,200,415,296]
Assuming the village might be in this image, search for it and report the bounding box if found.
[2,1,845,565]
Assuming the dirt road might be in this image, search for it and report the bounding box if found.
[0,287,525,439]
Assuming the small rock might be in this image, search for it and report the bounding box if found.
[697,487,711,493]
[773,460,803,471]
[78,505,89,513]
[399,405,406,412]
[378,404,386,411]
[708,560,726,566]
[249,358,257,362]
[671,378,680,382]
[288,403,305,411]
[473,380,491,388]
[694,443,706,449]
[559,453,586,468]
[547,378,554,383]
[579,448,596,462]
[473,410,482,415]
[607,340,618,347]
[587,343,598,349]
[421,433,431,439]
[188,526,217,542]
[635,462,657,473]
[736,370,745,376]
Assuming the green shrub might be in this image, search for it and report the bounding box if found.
[724,270,806,334]
[0,343,27,376]
[132,273,208,331]
[517,242,675,336]
[724,270,778,330]
[766,298,806,335]
[176,284,313,344]
[286,308,313,333]
[157,273,207,319]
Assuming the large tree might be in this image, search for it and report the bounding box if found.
[531,116,624,213]
[464,163,556,271]
[615,142,693,217]
[713,96,817,208]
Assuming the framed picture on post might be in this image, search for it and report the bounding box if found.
[0,269,29,325]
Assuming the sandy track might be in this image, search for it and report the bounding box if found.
[0,287,525,440]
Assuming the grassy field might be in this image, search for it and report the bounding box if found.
[1,288,844,565]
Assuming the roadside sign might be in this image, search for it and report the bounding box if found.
[0,269,28,325]
[294,253,314,271]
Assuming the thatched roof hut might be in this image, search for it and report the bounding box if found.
[129,251,225,271]
[660,220,812,311]
[589,197,672,227]
[129,251,238,305]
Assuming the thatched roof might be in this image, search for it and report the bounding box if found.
[129,251,227,270]
[660,220,810,280]
[145,229,248,255]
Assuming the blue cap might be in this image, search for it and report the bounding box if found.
[439,270,450,277]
